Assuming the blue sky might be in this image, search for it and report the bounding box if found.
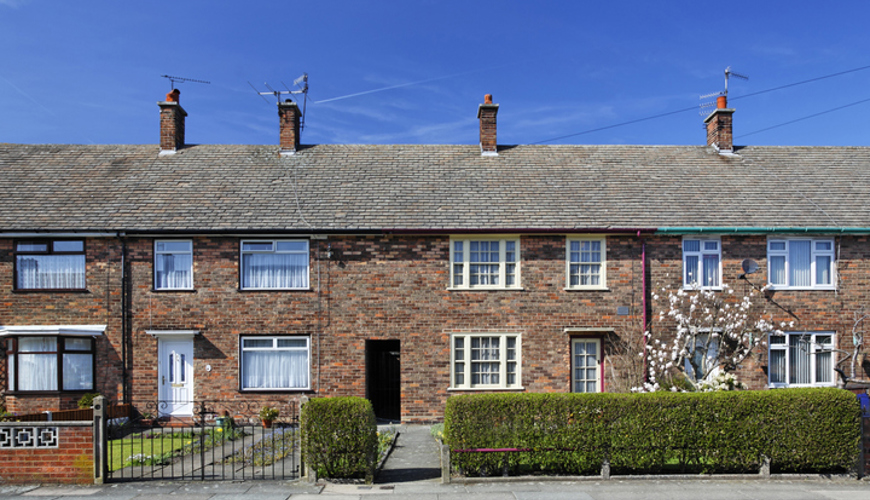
[3,1,870,147]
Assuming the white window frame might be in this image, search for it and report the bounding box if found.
[449,236,521,290]
[240,239,310,290]
[570,337,602,393]
[682,237,722,290]
[154,240,194,290]
[565,237,606,290]
[239,335,311,391]
[768,332,835,388]
[767,238,835,290]
[450,333,522,390]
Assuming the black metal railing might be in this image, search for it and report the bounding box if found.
[105,400,299,482]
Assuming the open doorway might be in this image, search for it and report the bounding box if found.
[365,339,400,421]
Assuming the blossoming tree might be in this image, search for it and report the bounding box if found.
[638,284,787,392]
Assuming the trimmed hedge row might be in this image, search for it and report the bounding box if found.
[301,397,378,480]
[444,389,860,476]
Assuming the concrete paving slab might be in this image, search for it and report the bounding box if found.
[22,486,105,496]
[515,492,595,500]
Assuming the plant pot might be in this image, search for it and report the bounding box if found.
[262,419,273,429]
[140,418,155,428]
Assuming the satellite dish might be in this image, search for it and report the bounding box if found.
[741,259,759,275]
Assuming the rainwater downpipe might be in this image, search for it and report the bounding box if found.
[119,233,129,403]
[639,230,648,382]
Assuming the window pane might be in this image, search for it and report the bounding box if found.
[7,354,14,391]
[703,254,719,287]
[816,351,832,384]
[65,338,91,351]
[242,242,273,251]
[242,253,308,288]
[17,255,86,289]
[816,255,831,285]
[815,241,832,251]
[19,353,57,390]
[453,241,463,260]
[789,335,810,384]
[243,338,273,348]
[17,242,47,252]
[54,240,84,252]
[155,253,192,289]
[769,349,786,384]
[789,240,811,287]
[63,353,93,390]
[242,349,309,389]
[276,241,308,252]
[277,338,307,348]
[769,256,786,285]
[685,255,699,285]
[683,240,700,252]
[19,337,56,352]
[769,241,786,251]
[703,241,719,251]
[156,241,192,252]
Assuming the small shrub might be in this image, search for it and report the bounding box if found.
[301,397,377,481]
[259,406,280,421]
[78,392,102,409]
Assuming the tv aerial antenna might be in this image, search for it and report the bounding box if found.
[161,75,211,90]
[699,66,748,116]
[249,73,309,130]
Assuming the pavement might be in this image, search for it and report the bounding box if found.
[2,425,870,499]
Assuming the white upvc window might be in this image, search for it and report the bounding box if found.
[449,237,520,290]
[240,336,310,390]
[768,332,835,387]
[451,333,521,389]
[566,237,606,289]
[154,240,193,290]
[571,338,601,393]
[767,239,835,290]
[15,239,86,290]
[240,240,310,290]
[682,238,721,289]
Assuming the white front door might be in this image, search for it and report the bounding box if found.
[158,338,194,416]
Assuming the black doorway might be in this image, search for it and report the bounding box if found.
[366,339,400,421]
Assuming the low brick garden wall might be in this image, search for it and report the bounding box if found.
[0,422,93,484]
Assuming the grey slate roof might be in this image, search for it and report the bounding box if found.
[1,143,869,232]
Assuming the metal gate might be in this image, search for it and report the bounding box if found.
[104,400,299,482]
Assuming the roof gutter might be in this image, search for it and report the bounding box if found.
[0,228,659,237]
[656,227,870,235]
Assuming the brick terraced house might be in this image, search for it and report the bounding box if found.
[1,92,869,422]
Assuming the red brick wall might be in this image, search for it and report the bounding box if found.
[3,233,870,422]
[0,238,125,414]
[0,424,93,484]
[125,234,645,422]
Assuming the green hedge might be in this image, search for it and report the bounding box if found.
[301,397,378,480]
[444,389,860,476]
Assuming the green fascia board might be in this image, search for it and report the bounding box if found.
[656,227,870,235]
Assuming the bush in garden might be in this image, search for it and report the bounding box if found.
[301,397,377,481]
[444,388,860,476]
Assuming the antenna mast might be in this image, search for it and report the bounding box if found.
[161,75,211,90]
[699,66,749,115]
[250,74,310,130]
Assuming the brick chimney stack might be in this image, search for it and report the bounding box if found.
[278,100,301,155]
[704,95,735,153]
[158,89,187,155]
[478,94,499,156]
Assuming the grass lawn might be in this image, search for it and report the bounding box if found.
[109,427,247,471]
[109,433,191,471]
